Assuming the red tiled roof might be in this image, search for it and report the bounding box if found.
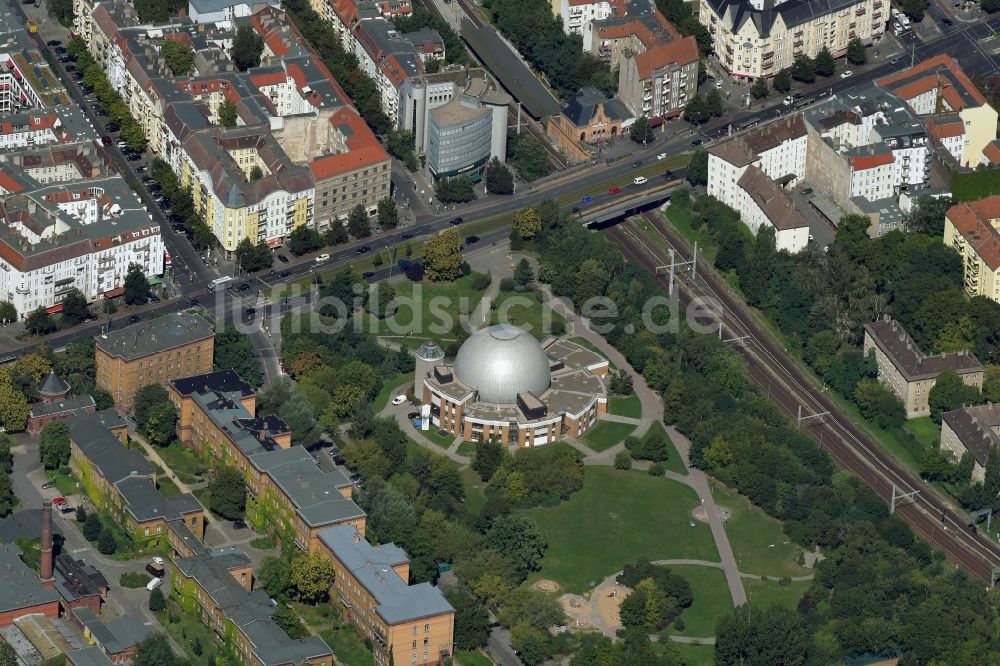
[876,53,988,109]
[248,71,287,88]
[927,118,965,140]
[983,140,1000,165]
[0,170,23,194]
[309,108,390,180]
[946,197,1000,270]
[632,36,698,78]
[850,152,894,170]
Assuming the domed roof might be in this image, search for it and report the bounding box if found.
[453,324,550,404]
[39,371,70,397]
[415,341,445,362]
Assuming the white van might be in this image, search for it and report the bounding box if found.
[633,176,648,185]
[146,576,162,591]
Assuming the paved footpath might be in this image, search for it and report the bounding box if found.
[540,283,749,608]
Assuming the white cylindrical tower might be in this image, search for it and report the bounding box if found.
[414,341,445,398]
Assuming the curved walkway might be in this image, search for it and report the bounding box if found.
[539,283,748,608]
[651,559,814,582]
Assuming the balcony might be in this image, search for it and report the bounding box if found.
[643,91,653,101]
[793,39,803,47]
[873,11,882,19]
[856,7,865,15]
[762,51,774,59]
[874,0,882,7]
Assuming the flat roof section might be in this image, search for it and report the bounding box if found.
[459,19,560,119]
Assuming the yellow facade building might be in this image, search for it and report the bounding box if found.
[944,198,1000,303]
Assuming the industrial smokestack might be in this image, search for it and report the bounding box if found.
[40,500,54,587]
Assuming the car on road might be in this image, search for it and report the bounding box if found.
[47,39,61,46]
[245,307,256,316]
[608,186,622,195]
[135,165,146,173]
[237,283,250,292]
[101,134,112,146]
[276,254,289,263]
[690,138,703,145]
[391,395,407,406]
[64,64,75,72]
[127,315,140,324]
[105,122,119,132]
[401,233,412,240]
[633,176,648,185]
[450,217,464,226]
[663,170,673,180]
[279,270,290,278]
[41,480,55,489]
[356,246,371,254]
[841,70,853,78]
[464,235,479,244]
[632,160,642,168]
[315,253,330,262]
[189,298,200,306]
[147,294,160,304]
[362,271,375,279]
[801,187,813,195]
[349,473,363,484]
[95,109,108,117]
[656,153,667,160]
[889,56,901,65]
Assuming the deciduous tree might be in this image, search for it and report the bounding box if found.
[513,208,541,240]
[290,552,336,603]
[123,263,151,305]
[773,69,792,93]
[486,158,514,195]
[288,226,323,255]
[208,467,246,520]
[218,99,238,127]
[792,55,816,83]
[629,116,653,144]
[25,308,57,336]
[814,47,836,77]
[846,37,867,65]
[511,136,550,182]
[485,514,547,575]
[377,198,399,229]
[347,204,370,238]
[60,288,89,326]
[40,421,71,470]
[161,40,194,76]
[231,25,264,71]
[423,230,463,282]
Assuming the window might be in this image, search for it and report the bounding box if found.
[144,527,150,536]
[424,624,430,633]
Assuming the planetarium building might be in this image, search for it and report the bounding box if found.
[416,324,609,448]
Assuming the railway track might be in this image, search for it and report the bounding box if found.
[605,211,1000,584]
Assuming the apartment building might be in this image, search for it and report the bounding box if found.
[560,0,620,36]
[700,0,883,79]
[547,88,632,163]
[706,116,810,252]
[619,36,699,120]
[168,370,366,552]
[68,410,207,554]
[876,54,998,168]
[95,311,215,410]
[587,7,680,70]
[943,197,1000,303]
[188,0,279,26]
[0,177,164,317]
[863,316,984,419]
[848,150,896,201]
[0,112,63,151]
[317,526,454,666]
[172,548,335,666]
[940,403,1000,483]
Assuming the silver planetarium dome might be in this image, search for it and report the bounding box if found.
[453,324,551,404]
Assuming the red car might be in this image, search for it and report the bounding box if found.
[52,497,66,505]
[608,186,622,195]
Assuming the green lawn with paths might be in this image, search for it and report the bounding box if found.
[667,564,732,638]
[456,441,476,457]
[487,291,566,340]
[643,421,687,476]
[709,481,810,579]
[373,371,410,412]
[609,394,642,418]
[743,577,810,611]
[157,442,207,484]
[582,420,636,452]
[460,467,488,516]
[524,466,718,593]
[419,427,455,449]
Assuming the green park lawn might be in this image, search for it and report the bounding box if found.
[609,394,642,419]
[672,642,714,666]
[157,442,207,484]
[456,441,476,457]
[667,564,733,638]
[709,481,810,579]
[355,273,490,347]
[156,477,181,497]
[419,427,455,449]
[460,467,488,516]
[454,651,493,666]
[48,470,78,497]
[524,466,718,593]
[487,291,566,340]
[906,417,940,450]
[643,421,687,476]
[373,371,410,413]
[743,577,811,611]
[581,420,636,452]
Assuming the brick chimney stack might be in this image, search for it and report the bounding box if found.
[40,500,54,587]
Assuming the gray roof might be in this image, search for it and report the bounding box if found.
[53,554,108,603]
[865,316,984,382]
[454,325,551,403]
[706,0,863,37]
[69,411,153,485]
[0,542,61,613]
[95,311,214,362]
[30,394,95,419]
[262,452,361,528]
[942,403,1000,466]
[66,646,115,666]
[415,341,445,362]
[0,509,62,544]
[189,0,276,14]
[114,476,203,522]
[86,616,150,654]
[174,548,332,666]
[39,371,70,396]
[563,88,631,128]
[319,526,453,625]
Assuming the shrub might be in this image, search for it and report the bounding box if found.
[614,451,632,470]
[648,463,665,476]
[472,273,492,290]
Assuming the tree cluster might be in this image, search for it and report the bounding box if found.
[434,176,476,204]
[386,129,420,172]
[235,239,273,273]
[50,339,113,410]
[484,0,616,98]
[623,427,672,463]
[161,40,194,76]
[521,196,999,664]
[134,384,177,446]
[231,25,264,71]
[40,422,71,471]
[486,158,515,195]
[487,444,584,507]
[393,5,472,66]
[215,324,264,387]
[208,467,246,520]
[149,158,214,249]
[617,560,693,630]
[510,135,551,182]
[682,89,724,124]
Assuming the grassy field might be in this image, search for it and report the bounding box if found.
[668,564,733,638]
[418,427,455,449]
[642,421,687,476]
[524,466,718,593]
[582,420,636,452]
[906,417,940,450]
[454,651,492,666]
[48,470,78,497]
[157,603,217,664]
[663,195,716,262]
[744,577,810,611]
[487,291,566,340]
[373,371,410,413]
[318,627,373,666]
[460,467,488,516]
[157,442,207,484]
[609,394,642,418]
[951,167,1000,201]
[456,441,476,457]
[672,642,715,666]
[709,481,810,579]
[157,477,181,497]
[356,273,489,346]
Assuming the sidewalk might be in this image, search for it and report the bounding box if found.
[128,428,194,494]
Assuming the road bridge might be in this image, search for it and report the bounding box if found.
[576,180,684,227]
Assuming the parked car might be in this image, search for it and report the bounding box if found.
[690,138,703,145]
[237,283,250,292]
[401,233,412,240]
[276,254,289,263]
[802,187,814,195]
[232,520,247,530]
[840,70,853,78]
[101,134,112,146]
[146,577,162,591]
[52,497,66,506]
[127,315,140,324]
[41,480,55,489]
[391,395,407,406]
[315,253,330,262]
[147,294,160,303]
[64,64,75,72]
[362,271,375,279]
[47,39,61,46]
[105,122,120,132]
[146,562,165,578]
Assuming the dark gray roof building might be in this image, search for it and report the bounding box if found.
[562,88,632,128]
[0,543,61,614]
[704,0,863,37]
[864,316,984,382]
[95,311,214,362]
[71,608,150,656]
